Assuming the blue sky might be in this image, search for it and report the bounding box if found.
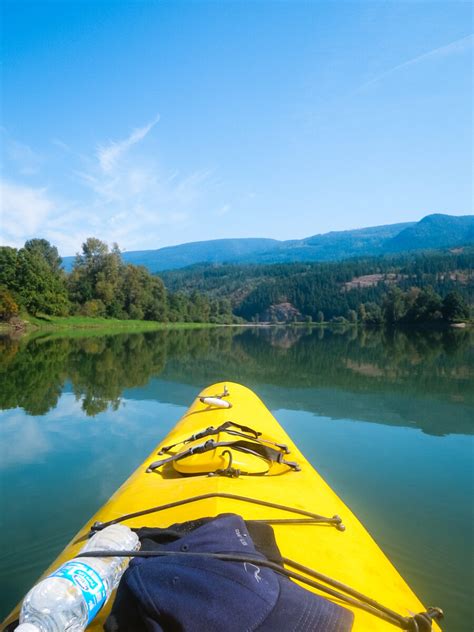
[1,1,472,256]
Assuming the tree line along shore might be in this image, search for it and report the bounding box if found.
[0,238,235,329]
[0,237,472,332]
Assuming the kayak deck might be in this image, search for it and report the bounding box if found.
[4,382,442,631]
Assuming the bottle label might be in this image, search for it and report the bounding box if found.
[50,561,107,624]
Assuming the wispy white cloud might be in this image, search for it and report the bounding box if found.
[0,180,57,246]
[0,177,103,254]
[1,115,218,254]
[97,114,160,173]
[359,33,473,91]
[67,115,214,252]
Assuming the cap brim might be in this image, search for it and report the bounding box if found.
[258,574,354,632]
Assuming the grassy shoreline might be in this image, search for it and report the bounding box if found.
[0,314,219,336]
[0,314,470,339]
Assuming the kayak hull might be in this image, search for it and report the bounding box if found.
[3,382,441,631]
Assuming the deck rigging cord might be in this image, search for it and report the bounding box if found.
[76,492,346,544]
[157,421,290,454]
[146,438,300,474]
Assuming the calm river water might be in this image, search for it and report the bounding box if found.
[0,326,472,630]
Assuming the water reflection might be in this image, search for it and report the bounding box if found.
[0,326,472,435]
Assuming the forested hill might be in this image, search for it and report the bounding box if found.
[161,248,473,324]
[60,214,474,272]
[1,237,472,326]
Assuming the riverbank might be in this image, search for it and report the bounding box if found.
[0,314,219,337]
[1,314,470,338]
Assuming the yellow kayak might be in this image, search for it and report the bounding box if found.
[3,382,443,631]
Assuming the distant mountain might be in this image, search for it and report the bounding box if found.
[385,214,474,252]
[247,222,413,264]
[122,238,279,272]
[62,238,279,272]
[61,214,473,272]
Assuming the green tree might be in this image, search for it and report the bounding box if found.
[364,303,383,325]
[0,287,19,321]
[15,242,69,315]
[69,239,168,321]
[382,288,406,324]
[347,309,358,324]
[218,298,233,324]
[168,292,189,322]
[0,247,19,290]
[404,287,443,323]
[142,275,167,321]
[441,291,469,322]
[24,238,62,273]
[81,237,109,264]
[357,303,367,323]
[69,238,120,309]
[81,299,107,317]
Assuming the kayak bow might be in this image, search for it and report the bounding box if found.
[3,382,442,631]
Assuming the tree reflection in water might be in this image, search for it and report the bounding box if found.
[0,326,472,434]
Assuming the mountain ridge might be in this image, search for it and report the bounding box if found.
[61,213,474,272]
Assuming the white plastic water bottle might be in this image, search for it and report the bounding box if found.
[16,524,140,632]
